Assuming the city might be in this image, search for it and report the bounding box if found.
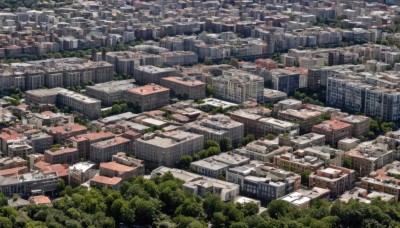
[0,0,398,227]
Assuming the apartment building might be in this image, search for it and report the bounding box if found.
[151,167,240,202]
[278,109,322,133]
[274,151,325,173]
[309,165,356,198]
[57,89,101,119]
[361,161,400,201]
[123,84,170,112]
[90,137,131,164]
[160,51,198,66]
[135,130,204,167]
[0,157,27,170]
[134,65,178,85]
[90,176,122,190]
[271,69,300,95]
[226,163,301,204]
[312,120,353,147]
[302,146,345,167]
[234,140,293,162]
[112,152,145,176]
[258,118,300,136]
[105,51,140,76]
[68,161,97,186]
[190,153,250,178]
[85,80,137,106]
[68,132,115,160]
[160,76,206,100]
[339,187,395,203]
[0,171,58,197]
[7,142,34,158]
[346,142,395,177]
[45,124,87,144]
[212,69,264,104]
[99,161,140,181]
[44,148,79,165]
[263,89,287,103]
[281,187,330,208]
[186,114,244,146]
[337,115,371,137]
[229,108,272,137]
[279,133,326,150]
[28,132,53,153]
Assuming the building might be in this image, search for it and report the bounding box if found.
[123,84,170,112]
[302,146,345,167]
[0,170,58,197]
[99,161,141,181]
[7,142,33,158]
[90,137,131,164]
[309,165,356,198]
[44,147,79,165]
[135,130,204,167]
[337,115,371,137]
[0,157,27,170]
[339,187,395,203]
[90,176,122,190]
[229,108,272,137]
[160,51,198,66]
[338,138,361,152]
[28,195,52,206]
[28,132,53,154]
[151,167,240,201]
[134,65,177,85]
[57,89,101,119]
[105,51,140,76]
[274,99,302,112]
[279,133,326,150]
[160,76,206,100]
[278,109,322,133]
[112,152,144,176]
[45,124,87,144]
[68,162,97,186]
[226,163,301,204]
[85,80,137,106]
[312,120,353,147]
[68,132,115,160]
[258,118,299,136]
[263,89,287,103]
[271,69,300,95]
[234,140,293,163]
[190,153,250,178]
[212,69,264,104]
[186,114,244,146]
[361,161,400,201]
[280,187,330,208]
[274,151,325,173]
[346,142,395,177]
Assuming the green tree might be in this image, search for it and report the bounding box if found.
[204,58,213,65]
[301,169,312,186]
[220,137,233,152]
[242,202,259,217]
[242,134,255,146]
[0,217,13,228]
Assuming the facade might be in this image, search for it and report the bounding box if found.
[151,167,240,202]
[135,130,204,167]
[90,137,131,164]
[190,153,250,178]
[44,148,79,165]
[361,161,400,201]
[309,165,356,198]
[277,109,322,133]
[160,76,206,100]
[263,89,288,103]
[68,162,97,186]
[271,69,300,95]
[160,51,198,66]
[312,120,353,147]
[229,108,272,138]
[0,171,58,197]
[85,80,137,106]
[234,140,293,163]
[226,163,301,204]
[186,114,244,146]
[28,133,54,154]
[346,142,395,177]
[68,132,115,160]
[0,157,27,170]
[45,124,87,144]
[123,84,170,112]
[274,152,325,173]
[337,115,371,137]
[212,69,264,104]
[278,133,326,150]
[134,65,177,85]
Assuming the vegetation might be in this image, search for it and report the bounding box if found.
[1,174,400,227]
[293,90,325,106]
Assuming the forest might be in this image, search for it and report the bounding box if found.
[0,173,399,228]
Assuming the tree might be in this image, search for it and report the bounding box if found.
[0,217,13,228]
[0,193,7,207]
[267,200,295,219]
[343,156,352,169]
[265,134,276,140]
[220,137,233,152]
[205,140,220,150]
[177,155,193,169]
[301,169,312,186]
[242,202,259,217]
[206,84,215,97]
[204,58,213,65]
[203,194,224,218]
[242,134,255,146]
